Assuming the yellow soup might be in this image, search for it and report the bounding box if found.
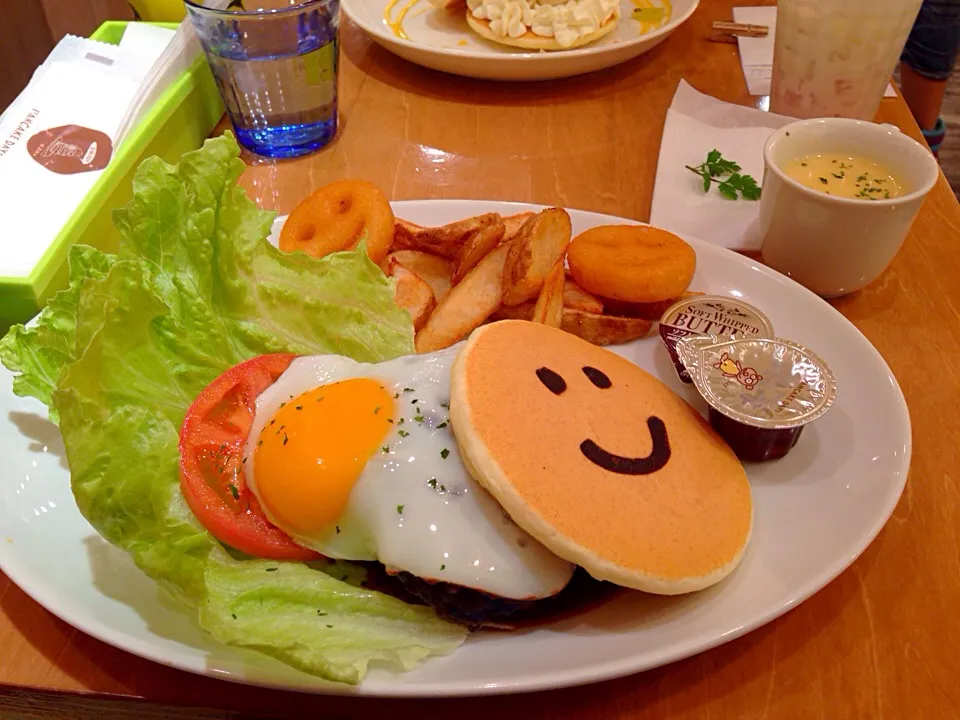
[782,153,904,200]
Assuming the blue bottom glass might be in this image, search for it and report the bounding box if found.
[188,0,341,159]
[233,116,338,159]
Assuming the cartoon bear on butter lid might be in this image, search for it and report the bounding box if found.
[450,320,752,595]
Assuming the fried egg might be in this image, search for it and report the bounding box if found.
[243,346,574,600]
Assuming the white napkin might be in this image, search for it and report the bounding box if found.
[732,6,897,98]
[649,80,794,251]
[114,0,235,147]
[115,22,180,81]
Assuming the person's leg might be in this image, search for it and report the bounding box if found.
[900,0,960,155]
[900,63,947,131]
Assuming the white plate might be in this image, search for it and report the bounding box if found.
[342,0,699,81]
[0,201,909,697]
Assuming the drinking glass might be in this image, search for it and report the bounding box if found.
[770,0,923,120]
[185,0,340,158]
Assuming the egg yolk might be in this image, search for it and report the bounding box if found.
[253,378,395,535]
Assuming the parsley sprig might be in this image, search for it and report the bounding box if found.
[686,149,761,201]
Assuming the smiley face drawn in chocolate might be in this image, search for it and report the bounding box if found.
[535,365,672,475]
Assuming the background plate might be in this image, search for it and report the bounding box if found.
[0,201,909,697]
[342,0,700,81]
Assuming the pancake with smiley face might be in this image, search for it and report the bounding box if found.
[450,320,752,595]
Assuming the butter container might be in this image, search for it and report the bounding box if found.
[658,295,773,384]
[675,335,837,462]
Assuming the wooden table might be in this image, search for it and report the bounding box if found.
[3,2,960,718]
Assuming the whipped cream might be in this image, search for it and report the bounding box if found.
[466,0,620,48]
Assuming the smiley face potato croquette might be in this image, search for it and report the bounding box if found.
[450,321,753,595]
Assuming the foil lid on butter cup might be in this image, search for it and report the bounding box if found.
[658,295,774,383]
[675,335,837,429]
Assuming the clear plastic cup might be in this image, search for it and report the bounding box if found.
[185,0,340,159]
[770,0,923,120]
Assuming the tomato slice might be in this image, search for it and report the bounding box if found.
[179,354,321,560]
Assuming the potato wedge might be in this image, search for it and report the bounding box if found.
[388,259,436,332]
[502,208,573,307]
[601,291,705,322]
[531,261,564,328]
[386,250,454,304]
[416,243,512,353]
[503,212,535,242]
[393,213,503,260]
[561,309,653,346]
[491,302,535,321]
[451,216,506,284]
[563,275,604,314]
[393,218,424,251]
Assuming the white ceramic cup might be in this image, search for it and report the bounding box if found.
[758,118,939,297]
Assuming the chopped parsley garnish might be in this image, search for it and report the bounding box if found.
[839,162,851,169]
[398,430,409,437]
[403,387,414,392]
[398,418,405,425]
[411,398,419,405]
[232,613,237,619]
[282,433,289,446]
[374,405,380,414]
[436,421,448,429]
[440,448,450,459]
[295,405,302,410]
[317,611,327,616]
[257,439,263,447]
[327,624,334,629]
[440,564,446,571]
[428,478,437,489]
[394,392,400,399]
[228,483,239,500]
[800,162,807,166]
[266,567,278,572]
[831,172,844,179]
[242,457,247,464]
[387,419,394,424]
[335,526,341,534]
[397,504,404,514]
[441,402,450,409]
[382,445,390,453]
[414,414,425,423]
[857,174,869,183]
[819,177,828,184]
[269,419,276,426]
[279,402,286,408]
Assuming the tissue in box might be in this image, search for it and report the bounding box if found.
[0,21,223,332]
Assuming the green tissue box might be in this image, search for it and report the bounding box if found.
[0,21,224,332]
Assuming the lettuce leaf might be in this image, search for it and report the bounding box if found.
[0,245,114,422]
[1,134,465,684]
